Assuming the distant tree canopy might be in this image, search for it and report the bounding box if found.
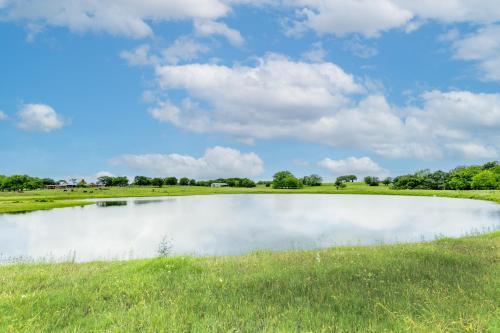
[151,177,164,187]
[302,174,323,186]
[364,176,380,186]
[133,176,151,186]
[392,161,499,190]
[334,178,346,189]
[164,177,178,186]
[337,175,357,183]
[97,176,129,187]
[179,177,190,186]
[272,171,303,189]
[0,175,43,191]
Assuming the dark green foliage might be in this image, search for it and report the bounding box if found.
[364,176,380,186]
[179,177,190,186]
[302,174,323,186]
[97,176,129,187]
[382,177,393,186]
[334,179,346,189]
[42,178,56,186]
[272,171,303,189]
[164,177,178,186]
[0,175,44,191]
[151,177,164,188]
[189,179,196,186]
[337,175,357,183]
[133,176,152,186]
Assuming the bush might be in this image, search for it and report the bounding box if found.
[471,170,499,190]
[364,176,380,186]
[272,171,303,189]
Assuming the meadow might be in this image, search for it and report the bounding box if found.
[0,232,498,332]
[0,182,499,214]
[0,183,499,332]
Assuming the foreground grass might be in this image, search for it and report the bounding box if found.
[0,232,498,332]
[1,183,499,214]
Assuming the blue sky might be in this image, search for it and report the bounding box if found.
[0,1,499,181]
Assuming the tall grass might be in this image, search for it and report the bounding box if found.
[0,232,498,332]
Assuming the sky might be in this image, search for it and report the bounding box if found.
[0,0,499,182]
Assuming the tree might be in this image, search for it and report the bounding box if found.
[382,177,392,186]
[302,174,323,186]
[133,176,151,186]
[189,179,196,186]
[42,178,56,186]
[164,177,178,186]
[334,179,346,189]
[471,170,499,190]
[179,177,190,186]
[77,179,87,187]
[364,176,380,186]
[446,166,482,190]
[337,175,357,183]
[97,176,113,187]
[112,176,129,187]
[272,171,302,189]
[151,177,164,188]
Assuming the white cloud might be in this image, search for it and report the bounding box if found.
[319,157,389,178]
[121,38,209,67]
[147,55,499,160]
[445,143,498,159]
[112,146,264,179]
[162,37,210,65]
[120,44,159,66]
[0,111,6,120]
[451,25,500,81]
[17,103,65,132]
[194,20,244,46]
[1,0,229,38]
[302,42,326,62]
[286,0,413,37]
[279,0,500,37]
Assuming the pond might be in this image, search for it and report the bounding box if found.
[1,194,499,263]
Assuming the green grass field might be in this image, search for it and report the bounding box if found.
[1,184,499,332]
[1,182,499,214]
[0,232,498,332]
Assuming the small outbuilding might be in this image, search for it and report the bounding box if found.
[211,183,229,188]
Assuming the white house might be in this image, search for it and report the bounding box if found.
[211,183,229,188]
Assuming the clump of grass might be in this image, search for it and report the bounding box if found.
[157,236,173,257]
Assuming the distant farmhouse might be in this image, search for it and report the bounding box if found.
[211,183,229,188]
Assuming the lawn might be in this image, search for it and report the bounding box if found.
[0,232,498,332]
[0,182,499,214]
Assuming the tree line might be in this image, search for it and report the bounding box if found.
[342,161,499,190]
[1,160,498,191]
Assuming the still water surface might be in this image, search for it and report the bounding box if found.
[1,194,499,262]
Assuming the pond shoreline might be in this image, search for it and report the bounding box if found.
[1,183,499,214]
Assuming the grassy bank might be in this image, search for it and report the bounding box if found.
[0,232,498,332]
[1,182,499,214]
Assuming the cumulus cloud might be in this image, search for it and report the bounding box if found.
[319,157,389,178]
[194,20,244,46]
[451,25,500,81]
[121,38,209,67]
[0,0,229,38]
[279,0,500,37]
[17,103,65,132]
[0,110,6,120]
[111,146,264,179]
[147,55,499,160]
